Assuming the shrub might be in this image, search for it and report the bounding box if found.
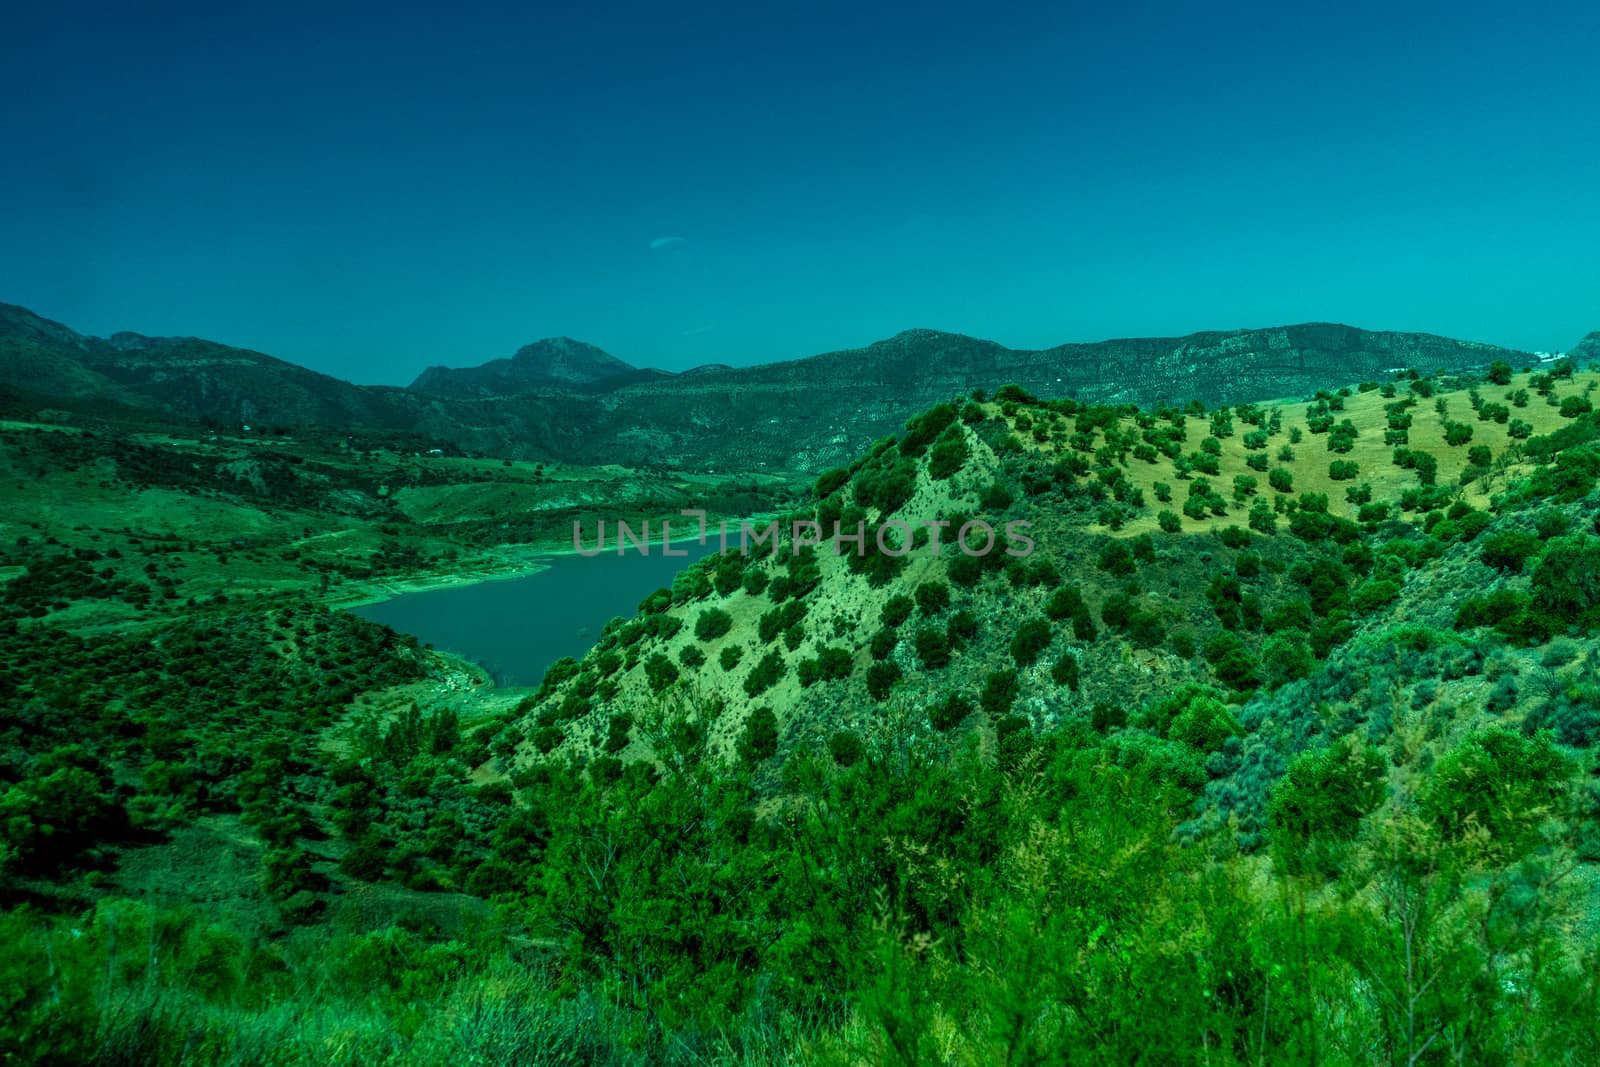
[1010,617,1053,665]
[798,646,853,687]
[915,581,951,614]
[1423,728,1572,859]
[880,594,915,628]
[1050,652,1080,690]
[866,660,902,700]
[1158,510,1182,533]
[1328,460,1360,481]
[1481,530,1541,573]
[743,651,786,696]
[931,693,972,732]
[980,668,1019,716]
[1560,395,1594,418]
[719,644,744,670]
[1269,741,1388,876]
[643,653,678,693]
[740,707,780,763]
[827,730,865,766]
[1530,534,1600,628]
[915,626,952,669]
[695,608,733,642]
[1268,468,1294,493]
[1098,541,1136,576]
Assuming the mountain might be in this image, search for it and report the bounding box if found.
[411,337,642,396]
[1569,330,1600,365]
[0,303,137,404]
[0,302,1534,472]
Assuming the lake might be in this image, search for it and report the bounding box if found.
[352,537,725,686]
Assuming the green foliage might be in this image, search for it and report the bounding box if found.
[1424,728,1572,859]
[931,693,972,732]
[742,650,785,697]
[866,660,902,700]
[1269,740,1387,876]
[1530,534,1600,629]
[694,608,733,642]
[827,730,864,766]
[1009,617,1052,666]
[1481,530,1541,572]
[739,707,780,763]
[1268,468,1294,494]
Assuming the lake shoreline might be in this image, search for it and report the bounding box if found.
[331,513,773,612]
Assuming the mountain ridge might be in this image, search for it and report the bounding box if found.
[0,300,1572,472]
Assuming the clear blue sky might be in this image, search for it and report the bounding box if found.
[2,0,1595,384]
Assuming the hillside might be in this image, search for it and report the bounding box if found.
[511,359,1600,767]
[0,301,1551,473]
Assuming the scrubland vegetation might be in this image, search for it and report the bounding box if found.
[5,359,1600,1063]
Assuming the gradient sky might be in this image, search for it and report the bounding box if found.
[2,0,1596,384]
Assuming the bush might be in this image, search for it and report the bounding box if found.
[1530,534,1600,629]
[740,707,780,763]
[1098,541,1136,576]
[980,668,1019,716]
[915,581,951,614]
[1481,530,1541,573]
[1158,510,1182,533]
[719,644,744,670]
[1010,617,1053,665]
[931,693,972,732]
[695,608,733,642]
[643,653,678,693]
[914,626,951,669]
[1269,741,1387,876]
[946,608,978,647]
[1050,652,1080,690]
[1328,460,1360,481]
[1269,468,1294,493]
[1423,728,1572,859]
[866,660,902,700]
[827,730,864,766]
[743,651,786,696]
[881,594,915,628]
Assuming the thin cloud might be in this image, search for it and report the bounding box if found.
[681,325,713,337]
[649,235,687,251]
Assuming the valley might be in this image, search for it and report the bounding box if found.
[4,341,1600,1065]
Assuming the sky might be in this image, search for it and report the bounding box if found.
[2,0,1596,384]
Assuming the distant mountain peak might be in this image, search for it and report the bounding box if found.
[411,337,635,397]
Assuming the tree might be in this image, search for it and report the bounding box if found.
[695,608,733,641]
[1423,728,1572,860]
[1269,468,1294,493]
[1487,360,1513,385]
[1269,740,1387,876]
[739,708,779,763]
[1530,534,1600,628]
[1010,617,1052,665]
